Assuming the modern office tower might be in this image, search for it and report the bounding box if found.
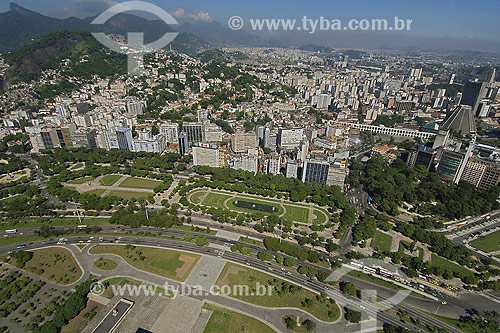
[231,131,257,153]
[436,150,465,181]
[440,105,477,135]
[277,128,304,151]
[126,101,146,115]
[317,93,331,109]
[286,160,299,178]
[71,129,97,148]
[178,133,188,156]
[232,155,258,173]
[115,128,134,151]
[407,146,436,170]
[461,80,488,116]
[182,122,204,144]
[192,143,223,168]
[54,127,74,148]
[460,157,500,190]
[302,160,330,184]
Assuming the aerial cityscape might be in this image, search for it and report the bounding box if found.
[0,1,499,332]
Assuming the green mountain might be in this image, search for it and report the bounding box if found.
[3,31,127,86]
[0,3,210,54]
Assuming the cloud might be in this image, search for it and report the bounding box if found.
[59,0,118,18]
[170,7,213,22]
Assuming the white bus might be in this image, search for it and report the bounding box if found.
[6,229,17,234]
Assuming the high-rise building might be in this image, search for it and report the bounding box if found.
[126,101,146,115]
[133,129,166,153]
[267,156,281,175]
[178,133,188,156]
[231,131,257,153]
[71,129,97,148]
[115,128,134,151]
[203,123,224,142]
[192,143,224,168]
[407,146,436,170]
[277,128,304,151]
[302,160,330,184]
[461,80,488,116]
[160,122,179,144]
[182,122,204,144]
[286,160,299,178]
[436,150,464,181]
[317,93,331,109]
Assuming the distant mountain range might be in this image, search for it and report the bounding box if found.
[0,3,210,55]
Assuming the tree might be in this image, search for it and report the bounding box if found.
[183,233,194,242]
[284,257,295,267]
[340,282,357,297]
[257,251,273,261]
[284,316,297,330]
[195,235,208,246]
[345,308,362,323]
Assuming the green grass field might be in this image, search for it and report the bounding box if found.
[99,175,122,186]
[203,303,274,333]
[202,193,231,208]
[107,190,148,200]
[89,245,199,281]
[431,254,474,278]
[93,258,118,271]
[85,189,105,197]
[370,230,393,252]
[68,176,94,185]
[470,230,500,253]
[70,163,84,170]
[191,190,327,225]
[24,247,82,285]
[215,263,340,322]
[190,191,205,204]
[118,177,161,189]
[283,205,309,223]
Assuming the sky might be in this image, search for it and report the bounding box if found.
[2,0,500,50]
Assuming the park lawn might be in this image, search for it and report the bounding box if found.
[215,263,340,322]
[118,177,161,190]
[93,258,118,271]
[283,205,309,223]
[370,230,393,252]
[89,245,200,282]
[202,303,274,333]
[0,217,110,230]
[172,225,217,235]
[190,190,206,204]
[0,235,45,247]
[470,230,500,253]
[68,176,94,185]
[431,254,474,278]
[107,190,148,200]
[312,208,328,224]
[99,174,122,186]
[202,193,231,208]
[24,247,82,285]
[238,237,264,247]
[85,189,105,197]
